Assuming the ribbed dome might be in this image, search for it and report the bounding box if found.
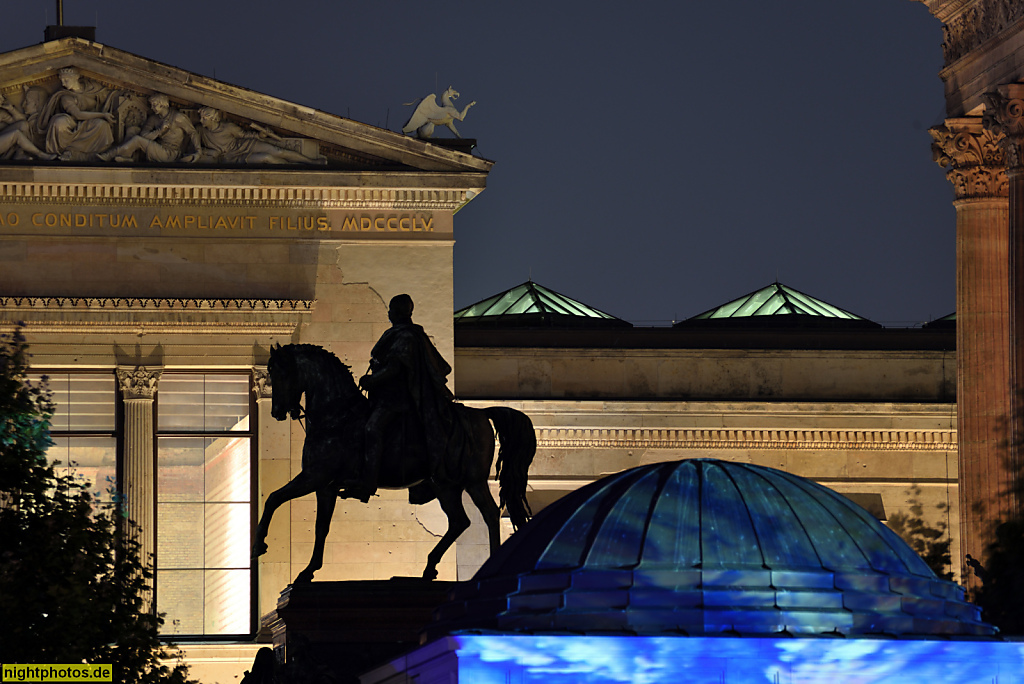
[429,459,994,639]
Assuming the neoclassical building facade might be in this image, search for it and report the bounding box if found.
[0,36,489,677]
[1,9,1019,679]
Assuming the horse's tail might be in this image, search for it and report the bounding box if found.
[485,406,536,530]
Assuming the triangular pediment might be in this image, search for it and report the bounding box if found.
[0,38,491,173]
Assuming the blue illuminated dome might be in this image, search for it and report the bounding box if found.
[430,459,994,639]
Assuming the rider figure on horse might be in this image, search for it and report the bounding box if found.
[349,294,456,502]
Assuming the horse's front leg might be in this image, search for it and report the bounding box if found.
[294,487,338,584]
[253,472,317,558]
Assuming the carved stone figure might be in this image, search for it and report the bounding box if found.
[20,86,50,147]
[402,86,476,139]
[197,107,325,164]
[35,67,116,160]
[252,339,535,582]
[0,92,55,160]
[0,65,338,166]
[98,94,200,163]
[115,95,152,146]
[352,294,456,502]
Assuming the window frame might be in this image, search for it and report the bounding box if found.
[153,370,258,641]
[30,370,121,509]
[31,367,259,641]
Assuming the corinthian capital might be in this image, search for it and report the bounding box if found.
[930,117,1008,199]
[983,84,1024,171]
[252,368,272,400]
[116,366,162,400]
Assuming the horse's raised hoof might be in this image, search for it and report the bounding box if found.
[251,541,268,559]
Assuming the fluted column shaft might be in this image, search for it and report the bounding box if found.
[116,367,161,613]
[931,118,1010,583]
[984,86,1024,525]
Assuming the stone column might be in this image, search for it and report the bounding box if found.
[984,86,1024,529]
[116,366,161,612]
[930,118,1009,581]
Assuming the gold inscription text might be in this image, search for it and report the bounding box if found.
[30,212,139,229]
[338,215,433,232]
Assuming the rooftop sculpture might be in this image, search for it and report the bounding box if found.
[402,86,476,139]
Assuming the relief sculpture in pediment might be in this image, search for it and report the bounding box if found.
[1,67,326,165]
[98,94,201,163]
[0,90,55,160]
[38,67,117,160]
[197,107,326,165]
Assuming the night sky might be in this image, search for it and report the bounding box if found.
[0,2,951,326]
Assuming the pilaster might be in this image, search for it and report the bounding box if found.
[930,117,1009,581]
[252,368,292,620]
[116,366,161,611]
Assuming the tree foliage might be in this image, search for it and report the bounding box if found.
[886,485,953,580]
[0,329,194,684]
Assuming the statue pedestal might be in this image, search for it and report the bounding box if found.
[263,579,456,683]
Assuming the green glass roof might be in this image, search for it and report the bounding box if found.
[455,281,629,327]
[690,282,866,320]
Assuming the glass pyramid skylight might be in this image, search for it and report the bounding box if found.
[455,281,628,327]
[690,282,865,320]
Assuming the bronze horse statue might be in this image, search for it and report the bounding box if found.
[252,343,535,582]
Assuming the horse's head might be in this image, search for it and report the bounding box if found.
[267,343,304,422]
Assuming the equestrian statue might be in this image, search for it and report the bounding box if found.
[252,295,535,582]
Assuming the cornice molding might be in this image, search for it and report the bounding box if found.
[0,182,474,211]
[935,0,1024,65]
[2,321,299,336]
[930,117,1008,198]
[0,296,314,311]
[0,297,311,335]
[536,427,957,451]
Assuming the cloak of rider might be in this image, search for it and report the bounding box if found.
[366,295,460,479]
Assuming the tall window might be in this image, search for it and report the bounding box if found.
[37,373,117,506]
[32,370,255,637]
[156,373,254,637]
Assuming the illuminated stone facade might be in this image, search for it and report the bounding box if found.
[920,0,1024,583]
[456,328,960,594]
[0,36,488,681]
